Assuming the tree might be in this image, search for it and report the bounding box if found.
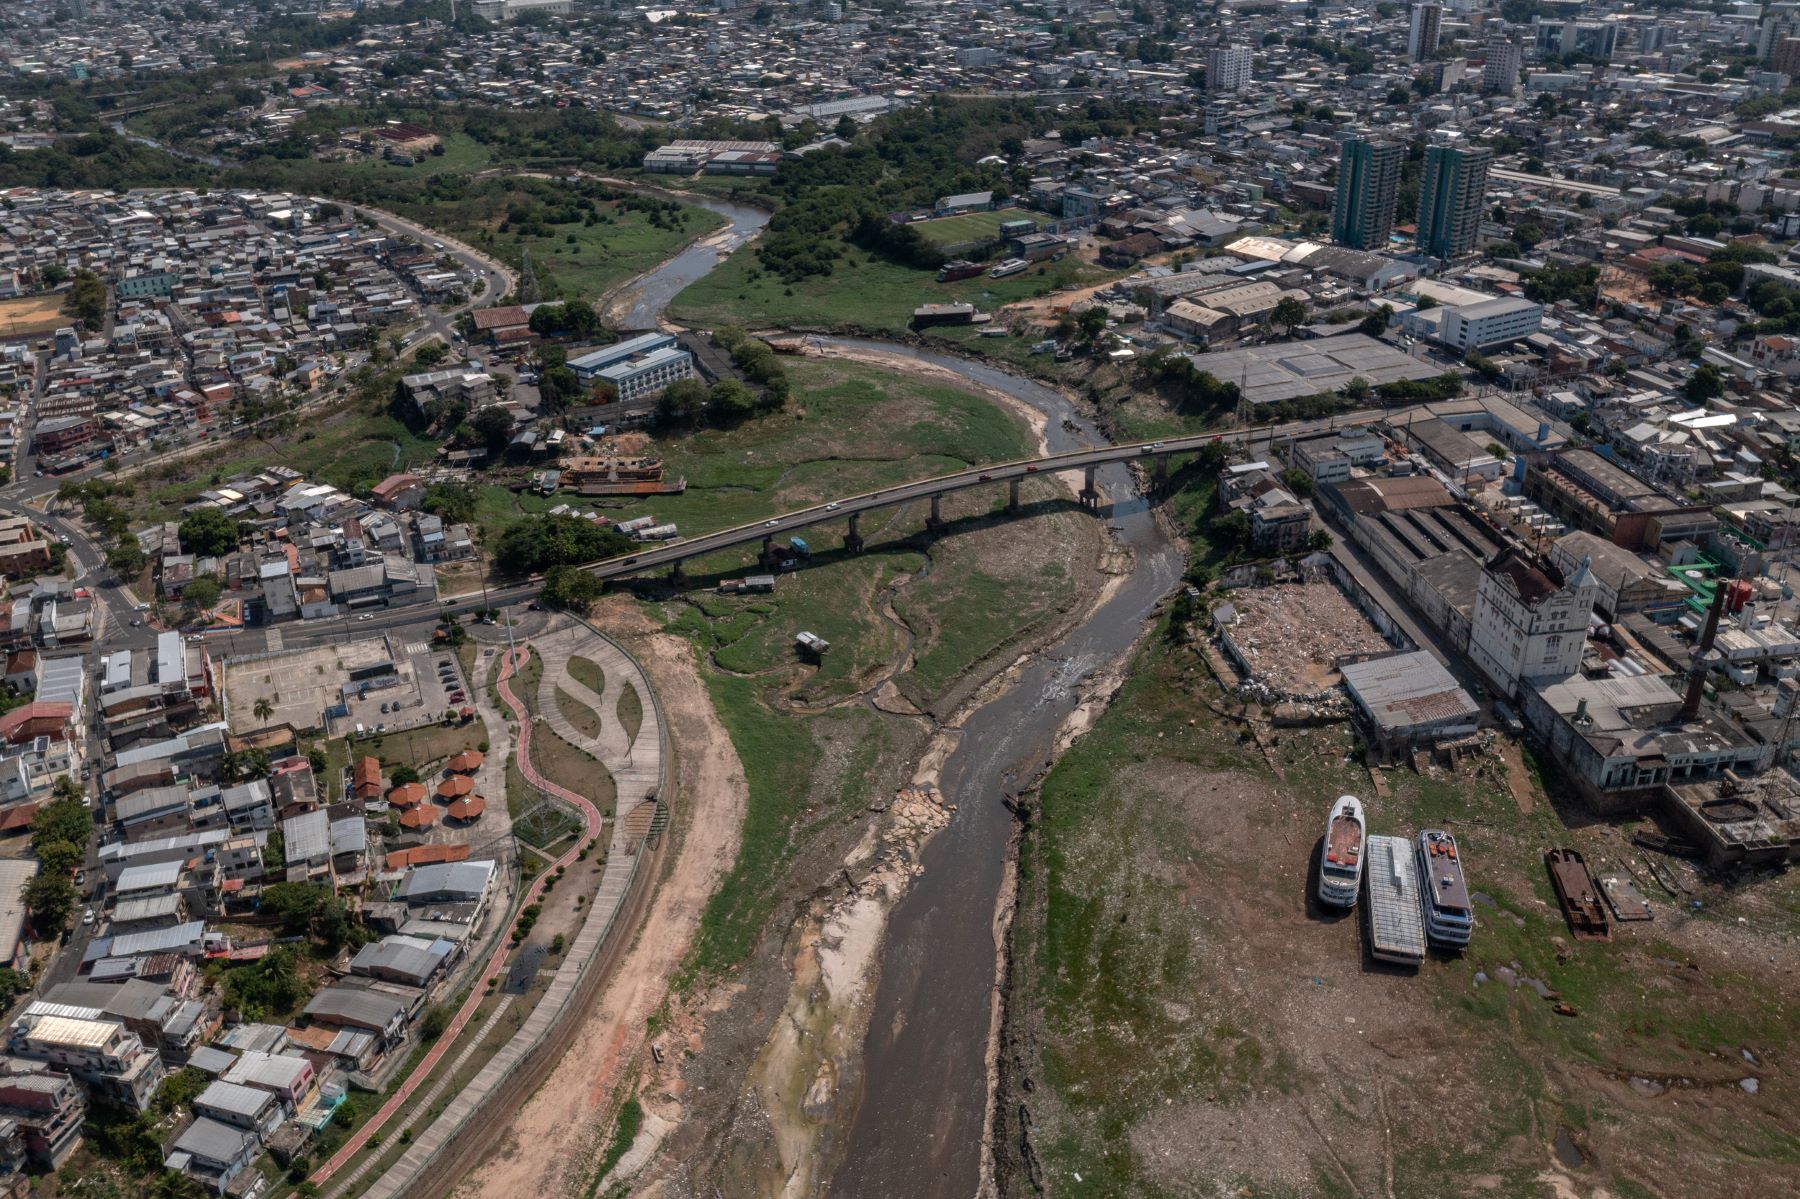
[654,378,710,427]
[542,565,602,611]
[413,342,448,368]
[107,542,147,576]
[1076,306,1109,342]
[259,883,330,936]
[36,840,82,877]
[0,967,28,1008]
[472,406,514,452]
[178,507,238,556]
[1308,530,1334,551]
[253,698,274,724]
[31,797,90,859]
[24,872,75,931]
[1357,305,1393,339]
[390,764,421,787]
[61,270,107,330]
[708,379,759,423]
[421,1004,455,1040]
[1272,296,1308,334]
[182,575,223,615]
[1684,364,1725,403]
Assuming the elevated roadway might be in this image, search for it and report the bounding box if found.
[583,410,1383,580]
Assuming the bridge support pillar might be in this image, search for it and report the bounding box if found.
[758,534,775,567]
[926,493,945,533]
[668,561,687,589]
[1150,455,1168,497]
[844,511,864,554]
[1008,477,1021,513]
[1079,464,1100,510]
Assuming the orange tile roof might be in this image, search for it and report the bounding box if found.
[435,775,473,799]
[447,795,486,821]
[399,806,438,829]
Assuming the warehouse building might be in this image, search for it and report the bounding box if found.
[1340,650,1480,759]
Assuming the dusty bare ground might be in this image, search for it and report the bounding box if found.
[452,600,747,1199]
[1002,669,1800,1199]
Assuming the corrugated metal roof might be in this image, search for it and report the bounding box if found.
[195,1079,275,1118]
[283,809,329,863]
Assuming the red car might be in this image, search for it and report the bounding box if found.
[1025,465,1040,473]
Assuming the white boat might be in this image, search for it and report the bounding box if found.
[1416,829,1475,950]
[1317,794,1366,909]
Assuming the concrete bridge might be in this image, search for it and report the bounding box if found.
[584,409,1383,582]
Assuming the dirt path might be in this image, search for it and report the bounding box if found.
[452,607,747,1199]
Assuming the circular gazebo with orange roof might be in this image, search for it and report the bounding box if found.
[388,782,428,808]
[436,775,474,801]
[447,750,485,774]
[447,794,487,822]
[399,805,439,830]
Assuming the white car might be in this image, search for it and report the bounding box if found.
[764,519,779,527]
[81,909,95,928]
[825,502,840,511]
[357,614,374,622]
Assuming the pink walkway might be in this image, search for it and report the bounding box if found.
[312,646,601,1184]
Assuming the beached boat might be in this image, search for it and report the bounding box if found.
[1318,794,1366,909]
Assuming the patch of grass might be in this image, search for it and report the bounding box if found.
[356,723,485,774]
[680,672,817,979]
[569,656,606,698]
[616,683,643,745]
[557,685,606,744]
[669,244,1115,336]
[592,356,1035,547]
[584,1097,644,1198]
[533,723,617,817]
[912,209,1015,246]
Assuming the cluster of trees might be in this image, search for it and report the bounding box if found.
[25,793,91,931]
[259,881,359,949]
[1648,244,1776,305]
[528,300,607,340]
[1139,351,1241,416]
[1521,263,1600,306]
[656,327,792,429]
[61,269,107,329]
[178,506,241,557]
[493,514,634,576]
[422,481,481,524]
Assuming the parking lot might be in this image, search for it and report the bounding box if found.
[223,635,471,736]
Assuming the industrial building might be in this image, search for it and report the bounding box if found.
[1340,650,1480,759]
[1436,296,1544,353]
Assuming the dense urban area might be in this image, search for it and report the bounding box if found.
[0,0,1795,1197]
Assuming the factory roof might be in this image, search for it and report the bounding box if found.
[1340,651,1480,733]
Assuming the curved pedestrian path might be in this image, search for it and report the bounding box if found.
[534,623,661,814]
[313,644,602,1192]
[314,621,666,1199]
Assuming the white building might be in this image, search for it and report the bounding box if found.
[1481,41,1522,94]
[1205,45,1253,94]
[1438,297,1544,353]
[1468,549,1598,696]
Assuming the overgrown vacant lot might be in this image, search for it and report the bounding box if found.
[1007,630,1800,1199]
[669,244,1111,336]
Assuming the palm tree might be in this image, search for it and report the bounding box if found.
[253,698,274,723]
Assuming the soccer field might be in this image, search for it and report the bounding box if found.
[914,210,1016,245]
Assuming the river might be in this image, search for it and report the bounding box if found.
[813,342,1185,1198]
[608,193,769,330]
[606,195,1186,1193]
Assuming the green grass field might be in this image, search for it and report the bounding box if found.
[668,245,1114,337]
[912,209,1015,246]
[551,357,1036,554]
[512,204,724,301]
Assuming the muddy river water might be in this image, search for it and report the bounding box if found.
[625,200,1190,1196]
